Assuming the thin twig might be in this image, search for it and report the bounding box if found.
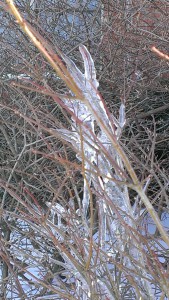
[151,46,169,62]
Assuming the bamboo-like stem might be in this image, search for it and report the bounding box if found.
[6,0,83,99]
[81,99,169,246]
[135,186,169,246]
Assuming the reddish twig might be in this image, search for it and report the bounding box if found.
[151,46,169,61]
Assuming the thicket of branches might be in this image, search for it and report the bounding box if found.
[0,1,169,299]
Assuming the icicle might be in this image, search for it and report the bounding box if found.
[79,45,99,89]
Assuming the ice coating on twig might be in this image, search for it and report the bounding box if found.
[54,46,154,298]
[56,45,128,233]
[79,45,99,89]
